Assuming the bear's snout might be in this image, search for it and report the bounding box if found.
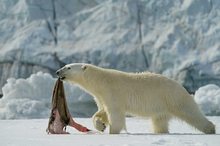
[56,69,66,80]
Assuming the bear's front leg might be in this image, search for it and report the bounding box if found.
[92,110,108,132]
[107,109,126,134]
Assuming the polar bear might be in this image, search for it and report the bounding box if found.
[56,63,215,134]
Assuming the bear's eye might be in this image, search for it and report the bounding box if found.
[81,65,87,71]
[67,67,71,70]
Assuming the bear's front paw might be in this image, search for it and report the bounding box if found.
[94,118,106,132]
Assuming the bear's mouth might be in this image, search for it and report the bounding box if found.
[59,76,66,80]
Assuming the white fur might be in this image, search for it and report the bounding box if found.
[57,63,215,134]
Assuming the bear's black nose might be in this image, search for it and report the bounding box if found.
[56,70,60,75]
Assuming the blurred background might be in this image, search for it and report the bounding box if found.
[0,0,220,119]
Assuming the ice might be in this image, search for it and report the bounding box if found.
[0,0,220,93]
[195,84,220,116]
[1,0,220,118]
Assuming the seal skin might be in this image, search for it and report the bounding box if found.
[46,79,90,134]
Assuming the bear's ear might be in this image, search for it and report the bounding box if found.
[81,64,87,71]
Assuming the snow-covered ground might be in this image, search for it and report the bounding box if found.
[0,117,219,146]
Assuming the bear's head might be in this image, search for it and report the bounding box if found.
[56,63,87,83]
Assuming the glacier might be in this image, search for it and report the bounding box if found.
[0,0,220,118]
[1,0,220,93]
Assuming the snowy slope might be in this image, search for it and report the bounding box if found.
[0,117,219,146]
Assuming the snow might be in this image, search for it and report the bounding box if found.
[0,117,219,146]
[0,72,96,119]
[195,84,220,116]
[1,72,220,119]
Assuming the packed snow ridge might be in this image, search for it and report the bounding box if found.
[0,72,219,119]
[0,72,96,119]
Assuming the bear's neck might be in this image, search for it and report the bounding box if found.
[76,67,114,98]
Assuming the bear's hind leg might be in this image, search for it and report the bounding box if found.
[151,114,170,133]
[173,104,215,134]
